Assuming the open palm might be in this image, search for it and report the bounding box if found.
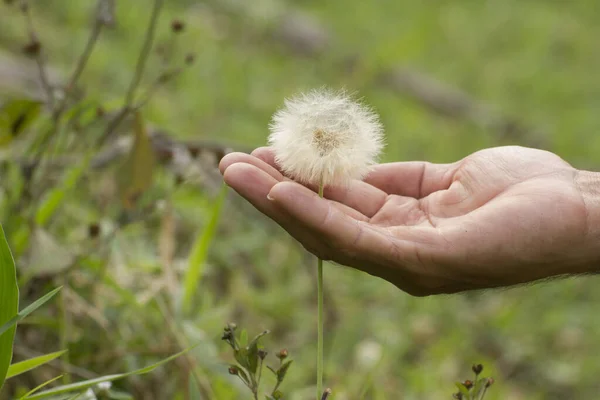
[220,146,592,296]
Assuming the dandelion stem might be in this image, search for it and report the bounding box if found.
[317,181,325,400]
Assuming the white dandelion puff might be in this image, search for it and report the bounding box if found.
[268,88,384,187]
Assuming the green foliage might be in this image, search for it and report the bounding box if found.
[35,161,90,227]
[6,350,67,380]
[18,375,65,400]
[222,324,292,399]
[0,98,42,145]
[0,287,62,337]
[117,112,156,209]
[182,183,228,313]
[22,347,194,400]
[0,224,19,390]
[0,0,599,399]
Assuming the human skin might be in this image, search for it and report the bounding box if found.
[219,145,600,296]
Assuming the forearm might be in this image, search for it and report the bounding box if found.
[574,169,600,273]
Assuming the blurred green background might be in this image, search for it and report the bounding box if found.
[1,0,600,399]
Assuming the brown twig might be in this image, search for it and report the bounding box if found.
[26,0,111,187]
[380,67,550,149]
[53,2,108,117]
[97,0,164,146]
[125,0,163,106]
[136,66,184,109]
[208,2,549,148]
[20,0,54,107]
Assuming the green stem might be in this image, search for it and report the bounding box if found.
[59,278,70,384]
[316,182,325,400]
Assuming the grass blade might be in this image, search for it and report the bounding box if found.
[0,224,19,390]
[6,350,68,379]
[23,346,195,399]
[18,375,65,399]
[0,287,63,337]
[181,184,227,313]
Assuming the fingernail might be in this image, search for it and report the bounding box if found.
[267,193,274,201]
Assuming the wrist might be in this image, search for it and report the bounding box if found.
[575,169,600,273]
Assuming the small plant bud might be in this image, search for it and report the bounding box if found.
[227,322,237,331]
[171,19,185,33]
[452,393,463,400]
[228,366,238,375]
[221,330,233,341]
[463,380,473,389]
[320,388,332,400]
[88,223,101,238]
[22,40,41,56]
[276,349,288,360]
[472,364,483,375]
[258,349,268,360]
[486,377,494,388]
[272,390,283,399]
[95,107,105,118]
[184,53,196,65]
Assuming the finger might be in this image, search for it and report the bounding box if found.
[223,163,367,251]
[251,147,278,168]
[365,161,458,198]
[222,163,282,216]
[321,182,388,218]
[223,163,326,252]
[251,146,387,217]
[219,152,284,181]
[267,181,395,261]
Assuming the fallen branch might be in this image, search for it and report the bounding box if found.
[380,68,550,149]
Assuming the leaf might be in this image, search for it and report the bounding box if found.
[188,371,202,400]
[18,375,65,399]
[276,360,293,382]
[473,377,490,399]
[455,382,471,399]
[117,111,156,209]
[248,330,269,348]
[0,287,62,336]
[23,347,194,399]
[247,330,269,374]
[239,329,248,347]
[0,224,19,390]
[236,368,250,386]
[0,98,42,146]
[6,350,68,379]
[233,348,250,371]
[181,184,227,313]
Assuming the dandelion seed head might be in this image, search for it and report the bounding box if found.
[268,88,384,186]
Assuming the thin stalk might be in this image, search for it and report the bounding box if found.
[59,279,71,384]
[97,0,164,147]
[316,181,325,400]
[21,3,54,107]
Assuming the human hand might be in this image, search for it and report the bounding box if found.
[219,145,600,296]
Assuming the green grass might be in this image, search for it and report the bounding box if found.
[2,0,600,398]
